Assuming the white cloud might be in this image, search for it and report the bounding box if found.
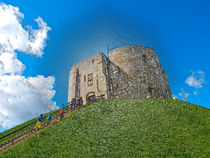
[185,70,207,95]
[178,88,190,101]
[28,17,51,56]
[0,75,57,129]
[0,3,51,57]
[0,3,57,130]
[0,51,25,75]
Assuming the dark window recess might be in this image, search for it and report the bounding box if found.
[142,54,147,63]
[84,75,86,82]
[92,59,94,64]
[148,87,154,96]
[88,73,93,86]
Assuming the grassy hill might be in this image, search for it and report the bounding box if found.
[0,109,60,144]
[1,98,209,157]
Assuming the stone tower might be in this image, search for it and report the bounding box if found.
[68,46,171,104]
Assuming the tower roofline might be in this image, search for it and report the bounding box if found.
[69,52,107,72]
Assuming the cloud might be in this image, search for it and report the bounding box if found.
[28,17,51,56]
[0,75,56,129]
[0,51,25,75]
[0,3,51,57]
[0,3,57,130]
[178,88,190,101]
[185,70,207,95]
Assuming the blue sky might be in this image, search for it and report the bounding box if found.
[0,0,209,128]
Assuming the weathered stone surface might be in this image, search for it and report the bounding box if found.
[68,46,171,104]
[68,53,108,104]
[109,46,171,98]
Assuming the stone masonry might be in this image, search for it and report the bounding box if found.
[68,46,172,104]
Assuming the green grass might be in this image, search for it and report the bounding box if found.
[1,98,209,157]
[0,109,60,144]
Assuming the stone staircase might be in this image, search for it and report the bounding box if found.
[0,105,83,153]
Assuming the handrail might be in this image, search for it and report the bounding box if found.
[0,102,70,141]
[0,95,104,141]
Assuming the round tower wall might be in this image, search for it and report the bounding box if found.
[109,46,171,98]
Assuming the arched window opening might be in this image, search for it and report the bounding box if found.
[88,73,93,86]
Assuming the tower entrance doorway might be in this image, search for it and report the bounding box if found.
[86,91,96,104]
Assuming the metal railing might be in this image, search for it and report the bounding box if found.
[0,99,87,152]
[0,99,81,141]
[0,96,104,142]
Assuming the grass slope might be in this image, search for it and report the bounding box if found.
[1,98,209,157]
[0,109,60,144]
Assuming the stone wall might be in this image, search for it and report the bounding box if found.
[68,53,108,104]
[106,59,149,98]
[109,46,171,98]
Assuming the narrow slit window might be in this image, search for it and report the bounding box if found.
[88,73,93,86]
[142,54,147,63]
